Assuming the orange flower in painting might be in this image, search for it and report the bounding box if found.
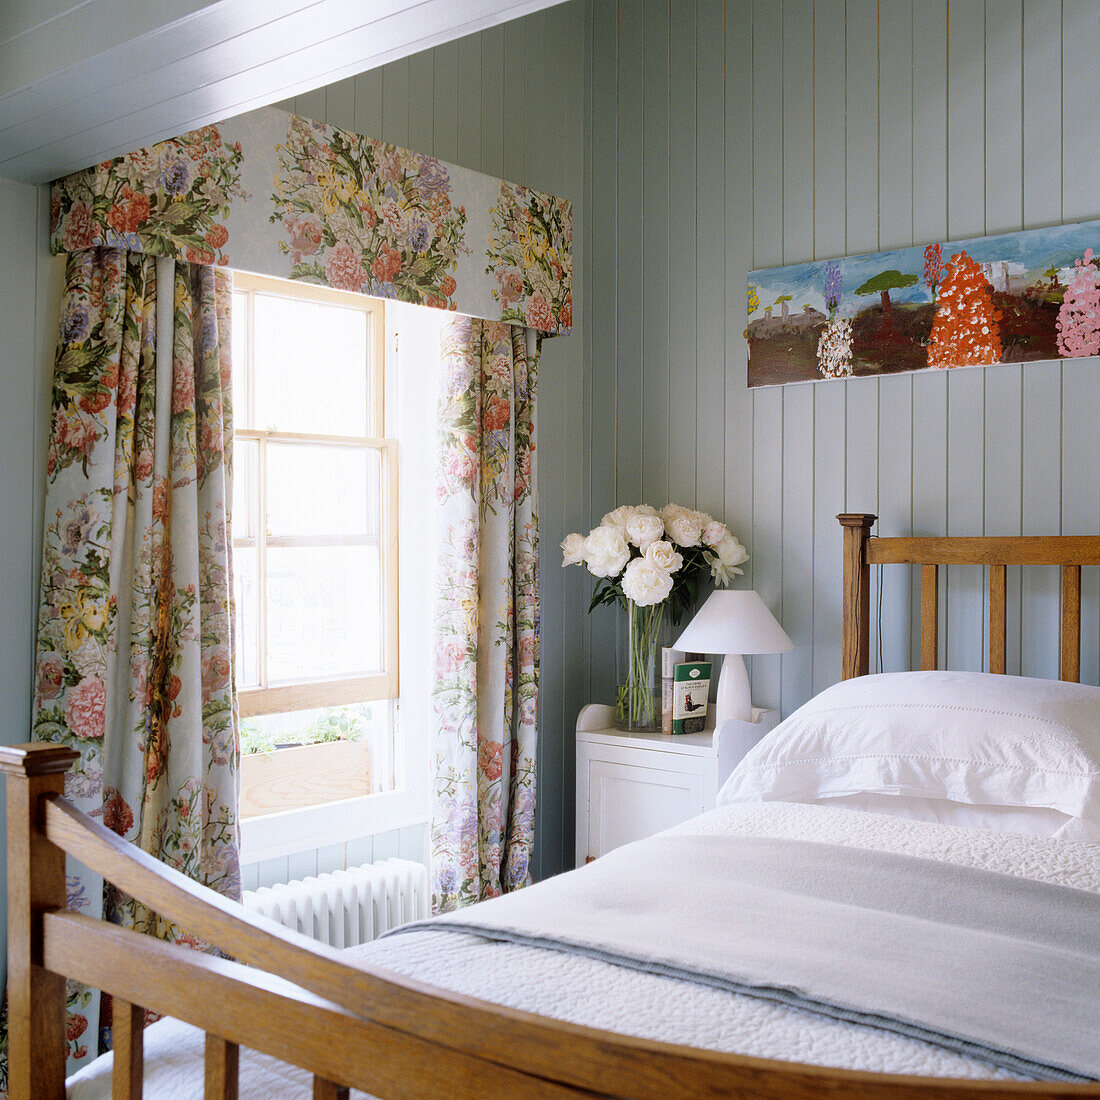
[927,251,1003,369]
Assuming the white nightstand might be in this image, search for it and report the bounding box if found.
[574,703,780,865]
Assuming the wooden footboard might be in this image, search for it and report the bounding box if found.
[4,743,1099,1100]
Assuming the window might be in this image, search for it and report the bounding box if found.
[231,273,398,818]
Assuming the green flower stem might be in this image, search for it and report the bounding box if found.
[627,600,665,729]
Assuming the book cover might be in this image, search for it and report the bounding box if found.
[672,661,712,734]
[660,647,684,734]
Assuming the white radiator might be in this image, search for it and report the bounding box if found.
[243,858,429,949]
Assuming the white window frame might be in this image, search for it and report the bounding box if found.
[231,273,425,863]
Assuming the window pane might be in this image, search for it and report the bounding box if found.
[267,443,380,538]
[232,436,259,542]
[233,546,261,689]
[266,546,382,681]
[252,294,369,436]
[231,291,248,426]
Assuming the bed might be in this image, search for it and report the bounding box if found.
[5,512,1100,1099]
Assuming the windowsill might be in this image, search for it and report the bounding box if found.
[239,787,427,864]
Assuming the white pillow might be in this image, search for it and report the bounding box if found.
[716,671,1100,840]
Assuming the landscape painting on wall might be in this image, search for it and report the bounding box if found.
[746,218,1100,387]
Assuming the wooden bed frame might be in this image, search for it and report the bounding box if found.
[5,513,1100,1100]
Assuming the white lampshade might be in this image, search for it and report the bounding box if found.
[673,590,793,656]
[673,591,793,725]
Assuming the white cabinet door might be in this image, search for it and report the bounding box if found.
[587,759,706,859]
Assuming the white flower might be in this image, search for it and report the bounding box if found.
[633,504,659,517]
[601,505,638,532]
[705,535,750,586]
[702,520,729,548]
[660,503,687,527]
[583,525,630,578]
[626,513,664,551]
[621,558,673,606]
[645,540,684,573]
[667,511,703,547]
[561,532,586,566]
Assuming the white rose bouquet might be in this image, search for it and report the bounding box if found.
[561,504,748,730]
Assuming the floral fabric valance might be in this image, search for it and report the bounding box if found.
[50,108,573,335]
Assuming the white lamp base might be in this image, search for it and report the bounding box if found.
[715,653,752,724]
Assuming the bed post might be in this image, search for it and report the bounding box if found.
[0,743,78,1100]
[837,514,876,680]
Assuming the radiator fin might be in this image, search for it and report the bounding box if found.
[243,858,429,948]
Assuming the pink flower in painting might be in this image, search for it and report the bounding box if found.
[171,364,195,414]
[325,241,365,292]
[499,269,523,306]
[283,211,324,263]
[66,1014,88,1042]
[518,633,535,673]
[36,652,66,702]
[370,244,402,284]
[560,292,572,328]
[62,201,98,251]
[446,445,478,484]
[117,362,137,416]
[440,274,457,299]
[65,676,106,740]
[378,148,403,184]
[525,292,553,332]
[479,741,503,783]
[1056,248,1100,358]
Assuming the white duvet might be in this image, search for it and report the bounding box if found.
[67,802,1100,1098]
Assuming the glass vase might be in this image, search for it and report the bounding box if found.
[614,599,666,732]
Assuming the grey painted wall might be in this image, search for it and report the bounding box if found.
[272,1,589,881]
[0,178,65,989]
[582,0,1100,738]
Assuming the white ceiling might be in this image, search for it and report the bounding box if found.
[0,0,568,183]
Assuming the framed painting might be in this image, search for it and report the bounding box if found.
[746,219,1100,386]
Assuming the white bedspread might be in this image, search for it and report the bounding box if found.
[66,802,1100,1099]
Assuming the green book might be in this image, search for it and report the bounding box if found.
[671,661,712,735]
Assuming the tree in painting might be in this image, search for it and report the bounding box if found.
[747,283,760,315]
[854,268,918,339]
[1056,248,1100,358]
[926,250,1003,368]
[923,244,944,295]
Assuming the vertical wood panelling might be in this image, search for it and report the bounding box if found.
[724,1,754,584]
[810,0,847,692]
[642,0,671,506]
[750,0,784,709]
[668,2,699,507]
[616,2,645,506]
[695,0,726,519]
[1061,0,1100,685]
[584,0,1100,748]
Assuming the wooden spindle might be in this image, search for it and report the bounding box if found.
[1061,564,1082,683]
[313,1078,350,1100]
[989,564,1007,675]
[920,565,939,671]
[112,999,145,1099]
[0,744,78,1100]
[204,1034,239,1100]
[838,513,876,679]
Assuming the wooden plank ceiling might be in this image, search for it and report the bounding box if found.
[0,0,567,183]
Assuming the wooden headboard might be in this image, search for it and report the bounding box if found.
[838,513,1100,682]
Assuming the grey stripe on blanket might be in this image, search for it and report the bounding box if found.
[387,833,1100,1082]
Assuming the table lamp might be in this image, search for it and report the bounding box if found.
[673,590,793,724]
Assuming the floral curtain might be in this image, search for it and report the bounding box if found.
[431,317,540,911]
[18,248,239,1078]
